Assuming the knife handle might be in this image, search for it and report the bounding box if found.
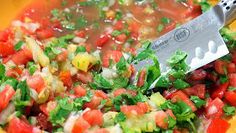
[218,0,236,25]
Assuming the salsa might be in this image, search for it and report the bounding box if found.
[0,0,235,133]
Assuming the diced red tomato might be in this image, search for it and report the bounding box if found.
[102,50,123,67]
[137,69,146,87]
[120,102,149,116]
[227,63,236,73]
[163,88,177,99]
[225,91,236,106]
[36,28,54,40]
[93,128,109,133]
[72,117,91,133]
[0,29,13,42]
[128,21,140,34]
[83,110,103,126]
[214,60,228,75]
[189,69,207,81]
[76,71,93,84]
[83,96,102,109]
[94,90,108,99]
[211,82,229,99]
[113,88,137,97]
[96,34,110,47]
[75,30,86,38]
[56,50,68,62]
[114,21,124,30]
[39,101,57,116]
[10,48,33,65]
[0,41,15,57]
[6,67,23,78]
[207,118,230,133]
[27,74,45,93]
[0,85,15,112]
[183,84,206,99]
[205,98,224,118]
[232,53,236,64]
[171,90,197,112]
[113,88,127,97]
[115,33,127,43]
[8,117,34,133]
[228,73,236,88]
[74,86,87,97]
[36,113,52,131]
[59,71,73,88]
[155,110,168,129]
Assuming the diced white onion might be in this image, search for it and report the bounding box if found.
[64,112,81,133]
[72,37,86,44]
[101,68,118,79]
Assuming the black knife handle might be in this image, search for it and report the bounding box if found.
[218,0,236,25]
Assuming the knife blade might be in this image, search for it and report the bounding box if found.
[132,0,236,89]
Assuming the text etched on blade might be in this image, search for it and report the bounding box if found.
[174,28,190,42]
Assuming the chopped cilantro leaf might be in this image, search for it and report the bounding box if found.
[161,17,171,24]
[228,86,236,91]
[27,62,37,75]
[157,24,164,32]
[76,16,88,29]
[0,63,5,79]
[14,41,24,51]
[116,57,127,73]
[173,79,190,89]
[114,112,126,123]
[223,104,236,116]
[75,46,86,54]
[112,30,122,37]
[190,96,206,108]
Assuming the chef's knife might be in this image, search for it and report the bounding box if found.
[133,0,236,88]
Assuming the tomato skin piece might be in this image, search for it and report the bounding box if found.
[74,86,87,97]
[96,34,110,47]
[59,71,73,88]
[72,117,91,133]
[27,74,45,93]
[225,91,236,106]
[10,48,33,65]
[171,90,197,112]
[113,88,137,97]
[211,82,229,99]
[207,118,230,133]
[82,110,103,126]
[137,69,146,87]
[0,41,15,57]
[228,73,236,88]
[155,110,168,129]
[0,85,15,112]
[183,84,206,99]
[227,63,236,73]
[214,60,227,75]
[8,117,34,133]
[205,98,224,119]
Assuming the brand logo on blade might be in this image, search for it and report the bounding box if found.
[174,28,190,42]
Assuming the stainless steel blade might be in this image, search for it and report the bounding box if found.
[134,0,236,72]
[132,0,236,88]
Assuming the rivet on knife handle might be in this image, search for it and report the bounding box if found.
[217,0,236,25]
